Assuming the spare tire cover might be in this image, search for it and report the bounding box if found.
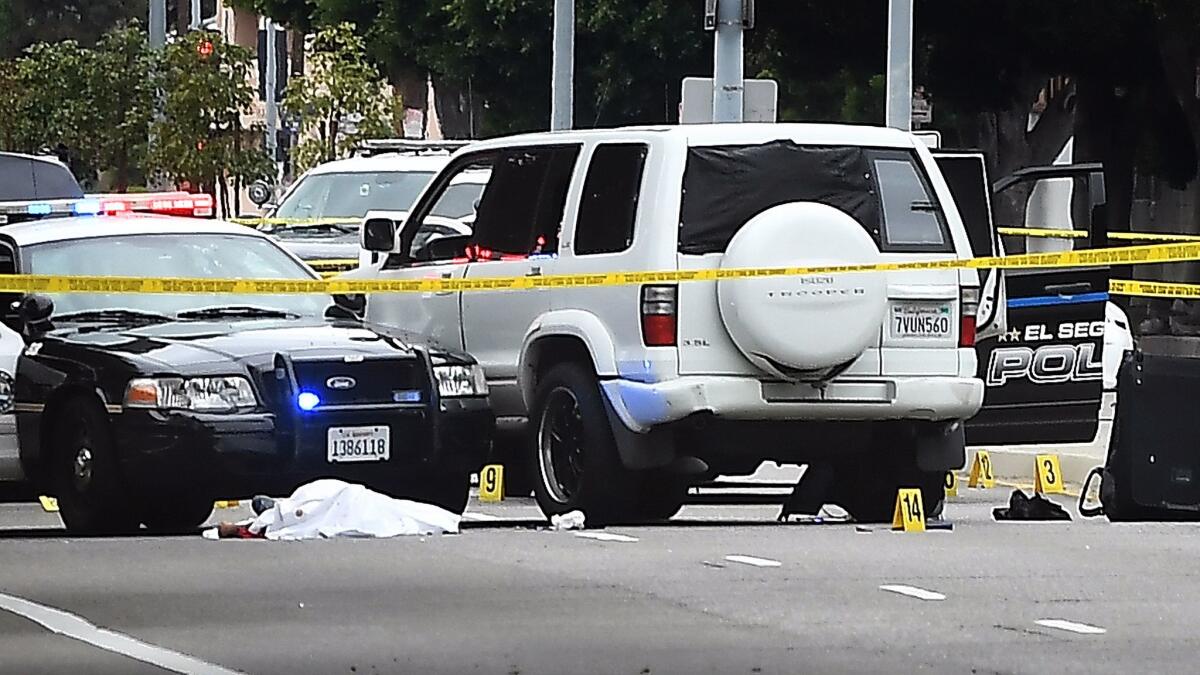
[717,202,888,376]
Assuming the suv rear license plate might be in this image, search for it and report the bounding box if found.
[891,302,953,339]
[327,426,390,463]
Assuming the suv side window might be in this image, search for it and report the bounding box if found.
[471,145,580,257]
[867,149,951,250]
[400,155,496,265]
[574,144,647,255]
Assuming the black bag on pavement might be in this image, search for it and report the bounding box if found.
[993,490,1071,521]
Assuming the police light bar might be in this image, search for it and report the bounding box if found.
[0,192,214,224]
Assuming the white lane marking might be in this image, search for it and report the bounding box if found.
[1035,619,1107,635]
[724,555,782,568]
[879,584,946,601]
[573,531,639,543]
[0,591,243,674]
[461,512,500,521]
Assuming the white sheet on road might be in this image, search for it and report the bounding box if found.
[238,479,460,540]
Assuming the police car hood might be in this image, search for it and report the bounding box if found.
[45,317,470,373]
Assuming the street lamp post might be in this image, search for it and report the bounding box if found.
[711,0,746,123]
[550,0,574,131]
[884,0,914,131]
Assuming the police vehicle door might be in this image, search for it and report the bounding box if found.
[977,164,1108,445]
[0,242,23,483]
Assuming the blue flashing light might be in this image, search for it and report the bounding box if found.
[72,199,101,215]
[297,391,320,411]
[392,389,422,403]
[26,203,52,215]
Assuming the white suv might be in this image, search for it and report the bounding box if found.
[347,124,985,522]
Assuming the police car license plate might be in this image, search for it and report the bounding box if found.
[891,302,953,339]
[327,426,390,463]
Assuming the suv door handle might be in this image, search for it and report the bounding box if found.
[1044,282,1092,296]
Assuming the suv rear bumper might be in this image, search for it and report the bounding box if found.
[600,375,984,432]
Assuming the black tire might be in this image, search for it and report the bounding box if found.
[632,472,690,521]
[52,397,138,534]
[530,363,637,524]
[832,446,945,524]
[489,432,535,498]
[140,495,215,534]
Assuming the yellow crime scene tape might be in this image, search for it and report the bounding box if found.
[0,241,1199,295]
[998,226,1200,243]
[1109,279,1200,299]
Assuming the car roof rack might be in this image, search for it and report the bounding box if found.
[351,139,472,157]
[0,192,214,225]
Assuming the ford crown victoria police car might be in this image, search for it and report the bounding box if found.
[0,215,493,533]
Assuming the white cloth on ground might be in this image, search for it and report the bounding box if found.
[247,479,460,540]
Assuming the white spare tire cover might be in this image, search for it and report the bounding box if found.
[717,202,888,377]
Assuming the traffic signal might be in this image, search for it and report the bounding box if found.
[197,38,215,60]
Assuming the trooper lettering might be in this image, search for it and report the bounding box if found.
[986,343,1103,386]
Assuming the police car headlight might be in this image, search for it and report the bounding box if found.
[125,376,257,412]
[433,364,488,398]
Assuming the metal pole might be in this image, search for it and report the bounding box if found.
[550,0,574,131]
[149,0,166,49]
[884,0,913,131]
[265,19,278,162]
[712,0,745,123]
[190,0,201,30]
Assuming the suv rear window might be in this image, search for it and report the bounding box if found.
[678,141,952,255]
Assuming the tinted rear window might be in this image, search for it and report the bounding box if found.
[0,154,83,201]
[678,141,952,255]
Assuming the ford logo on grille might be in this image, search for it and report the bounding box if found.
[326,376,357,390]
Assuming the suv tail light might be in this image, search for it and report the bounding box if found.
[960,286,979,347]
[641,285,677,347]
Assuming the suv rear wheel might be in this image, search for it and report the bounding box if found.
[531,363,637,524]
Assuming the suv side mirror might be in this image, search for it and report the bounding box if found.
[362,217,400,252]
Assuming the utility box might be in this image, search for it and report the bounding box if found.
[680,77,778,124]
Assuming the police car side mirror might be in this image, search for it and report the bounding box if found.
[18,294,53,335]
[362,218,399,252]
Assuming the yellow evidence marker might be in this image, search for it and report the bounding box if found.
[892,488,926,532]
[479,464,505,502]
[944,471,958,498]
[967,450,995,489]
[38,496,58,512]
[213,500,240,509]
[1035,454,1065,494]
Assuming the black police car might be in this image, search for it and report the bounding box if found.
[0,215,493,533]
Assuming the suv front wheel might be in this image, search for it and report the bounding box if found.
[531,363,638,524]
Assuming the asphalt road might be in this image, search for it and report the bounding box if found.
[0,476,1197,675]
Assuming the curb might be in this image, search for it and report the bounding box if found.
[967,420,1111,493]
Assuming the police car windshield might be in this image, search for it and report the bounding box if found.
[272,170,434,224]
[24,233,329,319]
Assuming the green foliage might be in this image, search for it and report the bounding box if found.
[283,22,394,173]
[0,0,148,58]
[146,31,273,200]
[91,24,159,190]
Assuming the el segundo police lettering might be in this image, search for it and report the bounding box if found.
[987,320,1104,386]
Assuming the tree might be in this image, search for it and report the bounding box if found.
[283,22,394,173]
[91,23,159,191]
[147,31,273,216]
[0,0,148,58]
